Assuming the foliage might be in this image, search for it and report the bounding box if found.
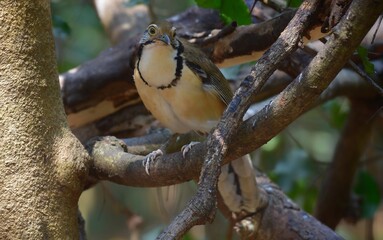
[51,0,108,72]
[50,0,383,239]
[322,99,349,130]
[354,170,381,218]
[357,46,375,76]
[270,149,319,212]
[194,0,251,25]
[288,0,303,8]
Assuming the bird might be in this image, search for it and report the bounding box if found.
[134,22,258,214]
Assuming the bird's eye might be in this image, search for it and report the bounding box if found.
[147,25,158,36]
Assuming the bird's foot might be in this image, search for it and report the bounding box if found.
[181,141,200,158]
[143,149,164,175]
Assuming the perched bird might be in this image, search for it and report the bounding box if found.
[134,22,257,213]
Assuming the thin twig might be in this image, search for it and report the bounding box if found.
[371,15,383,45]
[249,0,259,15]
[157,1,323,238]
[320,38,383,96]
[347,60,383,96]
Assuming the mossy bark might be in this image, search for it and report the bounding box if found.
[0,0,90,238]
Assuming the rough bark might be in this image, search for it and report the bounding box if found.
[1,0,382,239]
[84,0,383,238]
[60,7,320,130]
[88,137,342,239]
[157,1,324,238]
[226,0,383,164]
[0,1,90,238]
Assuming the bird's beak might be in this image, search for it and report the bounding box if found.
[157,34,171,45]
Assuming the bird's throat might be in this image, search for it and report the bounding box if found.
[137,42,184,89]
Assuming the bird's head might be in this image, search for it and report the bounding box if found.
[139,22,178,48]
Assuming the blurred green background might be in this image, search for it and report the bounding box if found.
[52,0,383,239]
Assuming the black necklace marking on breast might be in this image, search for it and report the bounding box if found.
[137,40,184,90]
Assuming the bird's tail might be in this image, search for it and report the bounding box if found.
[218,154,258,213]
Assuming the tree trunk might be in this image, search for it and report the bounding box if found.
[0,1,89,238]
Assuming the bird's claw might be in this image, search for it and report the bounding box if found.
[143,149,164,175]
[181,141,199,158]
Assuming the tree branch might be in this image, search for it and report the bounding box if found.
[224,0,383,164]
[60,38,139,128]
[0,0,90,238]
[60,7,321,129]
[86,67,378,191]
[72,1,382,238]
[159,1,324,238]
[236,171,340,239]
[87,136,342,239]
[86,1,383,237]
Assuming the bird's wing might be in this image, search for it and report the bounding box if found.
[181,40,233,106]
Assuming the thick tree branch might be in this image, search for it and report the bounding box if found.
[86,68,378,191]
[159,1,323,238]
[69,0,383,238]
[224,0,383,164]
[61,1,369,134]
[60,38,139,128]
[61,7,320,129]
[237,171,340,239]
[87,136,188,187]
[85,1,383,191]
[72,103,151,143]
[86,2,383,238]
[199,10,300,67]
[0,1,90,238]
[87,136,341,239]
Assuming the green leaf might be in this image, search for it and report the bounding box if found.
[195,0,251,25]
[270,149,319,213]
[272,150,310,190]
[322,99,349,129]
[354,170,381,218]
[220,0,251,25]
[357,46,375,76]
[194,0,221,9]
[288,0,303,8]
[182,232,196,240]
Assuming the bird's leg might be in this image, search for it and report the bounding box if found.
[142,148,164,175]
[181,131,207,158]
[181,142,200,158]
[143,132,206,173]
[143,133,183,175]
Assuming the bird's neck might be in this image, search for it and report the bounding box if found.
[137,41,184,89]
